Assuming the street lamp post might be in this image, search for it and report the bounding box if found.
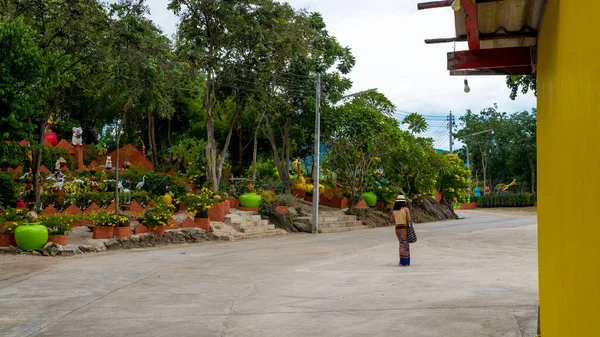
[312,80,377,233]
[459,129,494,195]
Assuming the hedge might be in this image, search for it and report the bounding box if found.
[476,193,536,208]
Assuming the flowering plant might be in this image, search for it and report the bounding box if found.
[178,188,215,218]
[92,211,128,227]
[40,214,74,235]
[3,207,26,222]
[143,198,175,228]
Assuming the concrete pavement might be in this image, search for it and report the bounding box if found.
[0,210,538,337]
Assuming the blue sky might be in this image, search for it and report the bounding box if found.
[130,0,537,151]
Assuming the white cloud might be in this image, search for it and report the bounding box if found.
[123,0,537,150]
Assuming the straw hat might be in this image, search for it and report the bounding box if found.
[395,194,406,202]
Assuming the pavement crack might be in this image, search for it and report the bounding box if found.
[220,281,260,337]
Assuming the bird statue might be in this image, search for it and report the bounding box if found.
[53,180,65,190]
[136,175,146,190]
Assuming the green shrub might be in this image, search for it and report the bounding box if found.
[0,172,18,207]
[476,193,534,208]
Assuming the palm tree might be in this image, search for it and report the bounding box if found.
[402,112,428,135]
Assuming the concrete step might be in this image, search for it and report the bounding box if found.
[318,225,368,233]
[232,229,287,241]
[240,227,268,234]
[296,216,360,226]
[318,221,365,229]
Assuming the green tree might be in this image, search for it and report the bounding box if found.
[0,18,44,166]
[436,153,470,206]
[107,0,174,212]
[1,0,110,206]
[402,112,428,135]
[506,75,536,100]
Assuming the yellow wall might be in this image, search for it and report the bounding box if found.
[537,1,600,336]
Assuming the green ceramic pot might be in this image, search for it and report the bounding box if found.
[362,192,377,207]
[15,222,48,251]
[239,193,262,208]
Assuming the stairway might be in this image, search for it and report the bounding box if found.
[294,200,368,233]
[223,210,287,240]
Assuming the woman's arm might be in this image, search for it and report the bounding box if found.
[405,208,411,224]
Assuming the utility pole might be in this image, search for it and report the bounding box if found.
[312,73,321,234]
[311,84,376,234]
[448,111,454,153]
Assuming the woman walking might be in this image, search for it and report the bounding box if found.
[392,195,411,266]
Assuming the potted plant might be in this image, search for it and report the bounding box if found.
[179,188,215,231]
[40,214,74,246]
[113,214,132,238]
[208,194,226,222]
[274,194,292,215]
[0,213,19,247]
[91,211,116,239]
[142,198,175,237]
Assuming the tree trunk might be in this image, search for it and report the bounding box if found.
[481,150,488,193]
[252,112,265,182]
[115,96,133,214]
[33,117,50,207]
[205,72,218,192]
[264,114,291,193]
[168,118,173,165]
[147,112,154,166]
[529,158,536,194]
[216,101,242,189]
[151,113,159,168]
[238,123,243,176]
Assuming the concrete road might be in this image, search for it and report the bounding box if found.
[0,211,538,337]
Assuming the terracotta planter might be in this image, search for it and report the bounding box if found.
[375,200,385,209]
[227,198,238,209]
[293,189,305,198]
[194,218,211,232]
[276,205,288,216]
[222,200,231,214]
[0,234,17,247]
[74,219,93,227]
[93,226,114,239]
[459,202,478,210]
[208,202,225,222]
[149,225,165,237]
[135,225,147,234]
[48,235,67,246]
[304,195,313,202]
[113,226,132,238]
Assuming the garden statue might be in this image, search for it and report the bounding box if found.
[52,169,65,191]
[290,158,310,191]
[72,127,83,146]
[474,186,482,197]
[55,157,67,171]
[162,187,174,205]
[135,175,146,190]
[497,179,517,192]
[89,171,99,192]
[246,180,254,192]
[105,156,113,170]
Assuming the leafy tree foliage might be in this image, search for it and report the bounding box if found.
[506,75,537,100]
[455,105,537,193]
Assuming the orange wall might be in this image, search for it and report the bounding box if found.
[537,1,600,336]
